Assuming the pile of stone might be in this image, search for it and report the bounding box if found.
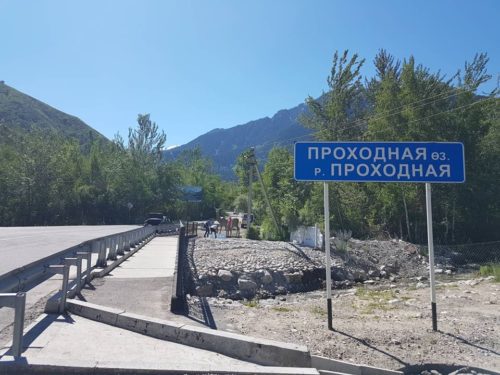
[189,237,429,300]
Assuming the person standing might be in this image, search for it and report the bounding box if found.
[227,216,233,237]
[203,219,211,238]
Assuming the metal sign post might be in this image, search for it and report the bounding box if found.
[294,141,465,332]
[323,182,333,330]
[425,183,438,331]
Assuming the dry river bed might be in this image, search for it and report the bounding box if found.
[198,277,499,374]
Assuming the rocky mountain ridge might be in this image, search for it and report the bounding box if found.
[163,102,314,179]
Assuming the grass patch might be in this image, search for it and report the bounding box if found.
[311,306,327,316]
[355,287,397,315]
[272,306,292,313]
[242,299,259,308]
[479,264,500,282]
[360,301,392,315]
[355,288,397,301]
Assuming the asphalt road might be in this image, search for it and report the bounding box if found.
[0,225,139,277]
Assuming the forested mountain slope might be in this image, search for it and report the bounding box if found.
[0,81,105,145]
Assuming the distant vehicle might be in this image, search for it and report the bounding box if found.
[144,212,166,226]
[240,213,254,228]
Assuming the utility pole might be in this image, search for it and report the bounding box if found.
[247,147,281,238]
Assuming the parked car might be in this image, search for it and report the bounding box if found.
[144,212,166,226]
[240,213,254,228]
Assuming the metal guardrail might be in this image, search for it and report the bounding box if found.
[171,225,188,313]
[0,226,160,294]
[0,223,181,357]
[0,292,26,357]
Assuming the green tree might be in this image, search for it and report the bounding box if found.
[302,50,366,141]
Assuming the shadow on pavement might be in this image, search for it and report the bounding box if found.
[1,313,74,358]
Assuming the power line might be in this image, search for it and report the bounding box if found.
[313,85,484,135]
[253,95,497,151]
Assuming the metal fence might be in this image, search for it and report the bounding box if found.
[420,241,500,267]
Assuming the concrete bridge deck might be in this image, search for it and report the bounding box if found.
[0,236,319,374]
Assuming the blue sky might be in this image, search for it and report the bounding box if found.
[0,0,498,148]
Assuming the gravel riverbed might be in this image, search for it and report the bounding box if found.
[188,237,500,374]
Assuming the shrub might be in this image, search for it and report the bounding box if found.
[479,263,500,282]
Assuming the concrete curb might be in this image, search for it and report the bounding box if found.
[0,362,320,375]
[67,299,312,368]
[311,355,403,375]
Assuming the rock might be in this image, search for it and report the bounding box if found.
[218,290,228,298]
[368,269,380,278]
[435,268,444,274]
[388,299,401,305]
[364,280,375,285]
[276,286,287,295]
[284,271,303,284]
[445,269,453,275]
[465,279,480,286]
[196,284,214,297]
[352,270,367,282]
[261,270,273,284]
[218,269,233,282]
[416,282,427,289]
[238,278,257,291]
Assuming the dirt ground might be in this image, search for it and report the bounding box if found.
[204,276,499,374]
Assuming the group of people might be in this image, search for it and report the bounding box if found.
[203,215,239,238]
[203,218,220,238]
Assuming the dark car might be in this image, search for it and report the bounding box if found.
[144,212,166,226]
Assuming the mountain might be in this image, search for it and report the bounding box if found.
[0,81,105,145]
[164,102,314,179]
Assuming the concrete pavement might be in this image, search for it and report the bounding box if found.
[78,236,187,322]
[0,313,318,374]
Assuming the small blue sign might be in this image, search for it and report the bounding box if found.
[294,142,465,183]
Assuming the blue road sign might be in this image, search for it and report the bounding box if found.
[294,142,465,183]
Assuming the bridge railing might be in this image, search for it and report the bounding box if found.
[0,223,184,356]
[0,226,162,295]
[171,224,190,313]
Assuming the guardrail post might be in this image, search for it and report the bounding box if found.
[126,234,132,251]
[107,237,116,260]
[75,253,85,289]
[76,251,92,284]
[64,257,79,293]
[96,240,107,267]
[117,234,124,255]
[48,264,69,313]
[12,292,26,357]
[0,293,26,357]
